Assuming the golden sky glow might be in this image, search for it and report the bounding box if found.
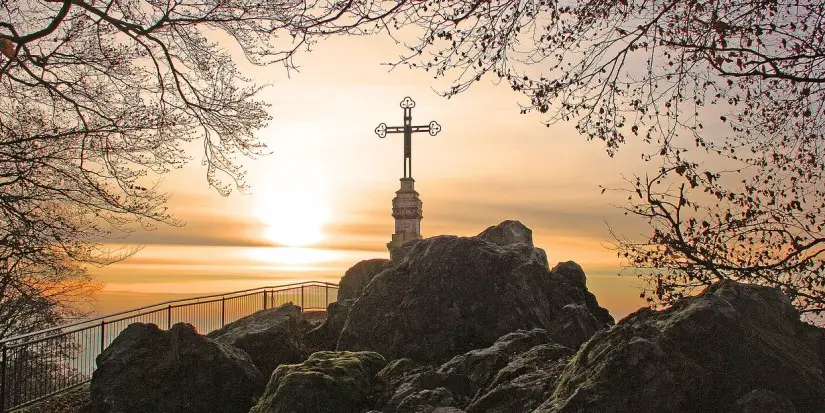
[90,34,651,320]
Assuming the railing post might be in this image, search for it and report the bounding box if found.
[0,280,339,411]
[100,320,106,352]
[221,296,226,327]
[325,284,329,307]
[1,344,7,412]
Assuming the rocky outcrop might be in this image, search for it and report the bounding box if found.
[304,298,356,352]
[477,220,548,268]
[368,281,825,413]
[206,302,305,376]
[305,259,389,352]
[439,329,572,412]
[371,329,571,413]
[735,389,797,413]
[464,340,571,413]
[477,220,535,246]
[547,261,614,337]
[437,329,561,398]
[86,323,264,413]
[249,351,386,413]
[539,280,825,412]
[374,363,453,413]
[337,221,613,363]
[80,221,825,413]
[337,258,390,301]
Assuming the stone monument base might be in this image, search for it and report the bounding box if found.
[387,178,423,259]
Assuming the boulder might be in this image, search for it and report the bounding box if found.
[390,238,424,263]
[808,322,825,378]
[206,302,305,376]
[476,220,535,246]
[538,280,825,412]
[549,261,614,328]
[337,223,613,363]
[249,351,386,413]
[86,323,264,413]
[394,387,455,413]
[477,220,548,268]
[438,329,571,409]
[465,342,571,413]
[377,367,454,413]
[550,261,586,288]
[371,358,433,411]
[735,389,797,413]
[367,279,825,413]
[338,258,390,301]
[304,298,356,352]
[437,329,561,396]
[373,329,571,413]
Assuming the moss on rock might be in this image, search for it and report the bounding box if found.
[250,351,386,413]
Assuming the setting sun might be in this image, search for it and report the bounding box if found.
[254,160,331,247]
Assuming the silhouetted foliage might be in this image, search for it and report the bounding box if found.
[2,335,85,408]
[0,0,359,339]
[308,0,825,315]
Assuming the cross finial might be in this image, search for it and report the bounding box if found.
[375,97,441,178]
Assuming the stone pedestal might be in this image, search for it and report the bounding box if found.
[387,178,422,259]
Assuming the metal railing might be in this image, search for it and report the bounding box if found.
[0,281,338,412]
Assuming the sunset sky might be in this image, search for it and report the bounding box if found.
[90,33,652,320]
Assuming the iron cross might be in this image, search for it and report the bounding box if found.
[375,96,442,178]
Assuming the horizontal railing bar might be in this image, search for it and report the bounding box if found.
[1,281,337,345]
[1,281,339,412]
[83,309,169,334]
[8,295,335,350]
[5,379,90,412]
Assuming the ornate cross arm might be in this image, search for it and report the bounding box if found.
[374,121,441,138]
[374,97,442,178]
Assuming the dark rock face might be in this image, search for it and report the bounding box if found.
[337,258,390,301]
[465,341,570,413]
[372,329,571,413]
[369,281,825,413]
[304,298,356,352]
[377,366,452,413]
[477,220,535,246]
[206,302,305,376]
[540,280,825,412]
[476,220,549,268]
[249,351,386,413]
[437,329,563,398]
[86,323,264,413]
[337,225,613,363]
[439,329,572,413]
[735,389,797,413]
[550,261,586,288]
[305,258,389,352]
[83,219,825,413]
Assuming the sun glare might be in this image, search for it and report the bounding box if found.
[245,247,343,265]
[254,161,331,247]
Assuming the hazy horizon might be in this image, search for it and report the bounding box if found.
[88,33,652,321]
